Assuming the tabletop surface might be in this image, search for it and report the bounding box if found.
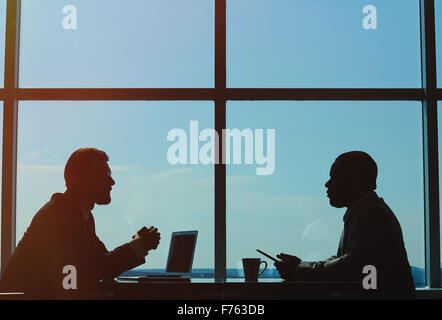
[115,277,286,283]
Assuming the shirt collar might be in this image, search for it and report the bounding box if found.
[63,190,92,222]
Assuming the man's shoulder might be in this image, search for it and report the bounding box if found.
[33,192,80,225]
[7,193,77,263]
[362,195,395,215]
[353,195,399,229]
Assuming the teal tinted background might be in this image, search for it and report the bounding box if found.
[19,0,214,88]
[227,0,421,88]
[16,101,214,269]
[227,101,424,270]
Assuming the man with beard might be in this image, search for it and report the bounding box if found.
[1,148,160,298]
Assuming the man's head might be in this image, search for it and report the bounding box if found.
[64,148,115,205]
[325,151,377,208]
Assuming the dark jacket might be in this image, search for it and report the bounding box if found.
[0,192,145,298]
[293,191,416,299]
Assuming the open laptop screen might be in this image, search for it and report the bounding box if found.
[166,231,197,274]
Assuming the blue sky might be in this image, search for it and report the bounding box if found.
[16,101,215,269]
[1,0,442,270]
[227,101,424,268]
[228,0,421,88]
[19,0,214,87]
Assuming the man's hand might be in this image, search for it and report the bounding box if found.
[274,253,301,280]
[132,226,161,252]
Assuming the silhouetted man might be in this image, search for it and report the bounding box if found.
[0,148,160,298]
[275,151,416,299]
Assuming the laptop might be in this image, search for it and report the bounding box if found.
[119,230,198,282]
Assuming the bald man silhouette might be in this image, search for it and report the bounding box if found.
[275,151,415,299]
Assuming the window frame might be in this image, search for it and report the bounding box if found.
[1,0,441,287]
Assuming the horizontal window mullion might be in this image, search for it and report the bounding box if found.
[226,88,425,101]
[15,88,217,101]
[1,88,428,101]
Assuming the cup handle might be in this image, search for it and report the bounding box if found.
[258,261,267,277]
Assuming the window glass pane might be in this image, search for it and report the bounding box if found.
[17,101,214,273]
[227,0,421,88]
[19,0,214,88]
[436,0,442,87]
[0,0,6,88]
[438,101,442,285]
[227,101,424,287]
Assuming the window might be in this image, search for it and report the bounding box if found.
[1,0,440,290]
[227,0,421,88]
[16,101,214,270]
[19,0,214,88]
[226,101,425,284]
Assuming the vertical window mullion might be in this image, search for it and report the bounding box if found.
[1,0,20,274]
[420,0,440,288]
[214,0,226,281]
